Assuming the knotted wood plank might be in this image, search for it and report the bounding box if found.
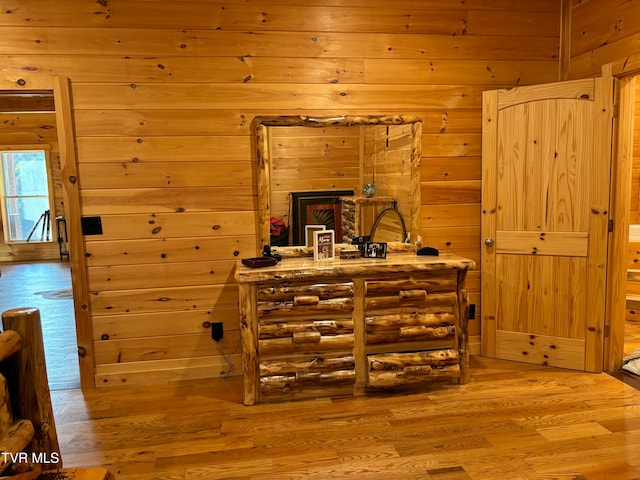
[259,333,354,355]
[259,319,354,339]
[258,282,353,302]
[366,312,454,330]
[260,355,355,376]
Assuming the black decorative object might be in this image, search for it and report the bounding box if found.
[262,245,282,261]
[417,246,439,256]
[241,256,279,268]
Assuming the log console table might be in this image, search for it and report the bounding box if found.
[235,253,475,405]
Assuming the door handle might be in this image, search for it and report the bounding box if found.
[484,237,495,247]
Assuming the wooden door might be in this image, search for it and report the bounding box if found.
[481,78,614,372]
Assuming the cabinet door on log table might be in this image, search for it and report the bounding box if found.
[236,254,474,405]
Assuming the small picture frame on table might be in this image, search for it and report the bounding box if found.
[314,230,335,261]
[305,225,325,247]
[362,241,387,259]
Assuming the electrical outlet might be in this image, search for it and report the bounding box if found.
[211,322,224,342]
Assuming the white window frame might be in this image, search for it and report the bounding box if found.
[0,145,55,244]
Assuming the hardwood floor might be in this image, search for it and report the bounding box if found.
[3,261,640,478]
[0,260,79,390]
[51,356,640,479]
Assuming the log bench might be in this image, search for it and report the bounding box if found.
[0,308,60,476]
[0,308,113,479]
[0,329,35,474]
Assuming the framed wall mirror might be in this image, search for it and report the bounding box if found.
[254,115,422,255]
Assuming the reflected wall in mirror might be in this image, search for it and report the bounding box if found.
[255,115,421,253]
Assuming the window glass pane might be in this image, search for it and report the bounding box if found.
[1,150,51,243]
[2,151,48,196]
[4,197,50,242]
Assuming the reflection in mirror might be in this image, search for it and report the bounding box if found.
[369,208,408,243]
[255,115,421,255]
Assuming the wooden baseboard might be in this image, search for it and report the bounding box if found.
[469,335,481,356]
[608,369,640,391]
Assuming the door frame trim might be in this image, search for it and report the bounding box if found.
[604,59,638,371]
[52,76,94,388]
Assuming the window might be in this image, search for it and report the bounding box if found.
[1,148,52,243]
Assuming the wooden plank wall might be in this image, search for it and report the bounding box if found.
[362,124,413,232]
[0,110,64,262]
[267,124,413,243]
[569,0,640,79]
[0,0,561,386]
[269,125,360,227]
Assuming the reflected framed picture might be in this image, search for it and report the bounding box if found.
[290,190,353,245]
[305,225,325,247]
[362,241,387,259]
[314,230,335,262]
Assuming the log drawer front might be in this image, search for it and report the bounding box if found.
[365,273,462,388]
[236,253,474,405]
[257,280,357,402]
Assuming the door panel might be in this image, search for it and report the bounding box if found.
[496,231,588,256]
[495,330,586,370]
[482,78,614,372]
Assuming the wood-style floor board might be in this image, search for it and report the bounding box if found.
[0,260,80,390]
[46,356,640,480]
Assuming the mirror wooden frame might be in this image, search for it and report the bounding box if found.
[254,115,422,256]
